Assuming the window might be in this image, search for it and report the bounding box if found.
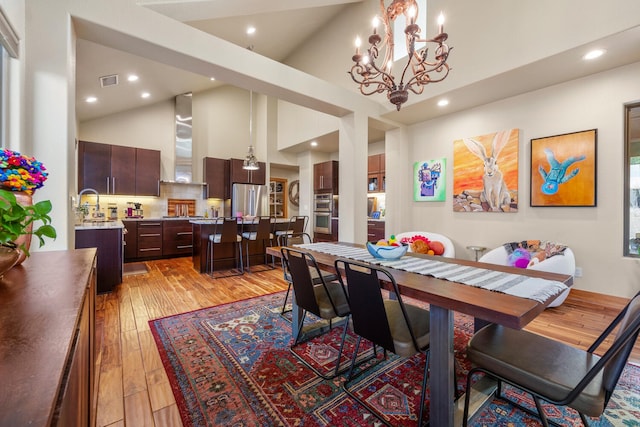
[624,103,640,257]
[0,5,19,147]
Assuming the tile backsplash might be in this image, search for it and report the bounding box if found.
[77,183,229,219]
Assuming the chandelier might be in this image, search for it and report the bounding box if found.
[243,90,259,171]
[348,0,452,111]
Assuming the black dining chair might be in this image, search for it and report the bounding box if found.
[240,216,274,272]
[335,258,431,427]
[277,232,338,315]
[281,247,350,379]
[206,217,243,277]
[273,215,308,245]
[462,291,640,427]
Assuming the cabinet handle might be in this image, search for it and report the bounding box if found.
[177,232,193,236]
[112,177,116,194]
[106,177,110,194]
[177,245,193,249]
[139,223,162,226]
[139,233,161,237]
[139,248,161,252]
[367,233,375,237]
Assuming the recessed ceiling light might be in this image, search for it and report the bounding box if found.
[437,99,449,107]
[583,49,605,60]
[85,96,97,103]
[310,141,318,147]
[246,26,256,35]
[210,77,216,81]
[141,92,150,99]
[127,74,139,82]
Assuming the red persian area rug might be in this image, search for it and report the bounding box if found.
[149,292,640,426]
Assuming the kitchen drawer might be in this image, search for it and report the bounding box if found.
[137,221,163,257]
[163,220,193,256]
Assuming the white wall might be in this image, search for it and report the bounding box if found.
[396,62,640,298]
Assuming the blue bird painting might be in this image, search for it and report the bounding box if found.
[538,148,586,195]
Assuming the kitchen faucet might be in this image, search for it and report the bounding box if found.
[78,188,100,211]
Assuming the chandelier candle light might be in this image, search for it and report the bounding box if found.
[349,0,452,110]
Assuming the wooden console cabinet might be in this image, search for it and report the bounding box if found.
[0,249,97,426]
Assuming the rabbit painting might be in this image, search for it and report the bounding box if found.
[463,130,513,211]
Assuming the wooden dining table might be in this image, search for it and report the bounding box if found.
[267,242,573,427]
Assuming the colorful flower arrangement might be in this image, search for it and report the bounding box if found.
[0,149,49,194]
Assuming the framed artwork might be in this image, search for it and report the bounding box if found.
[530,129,597,207]
[413,158,446,201]
[453,129,519,212]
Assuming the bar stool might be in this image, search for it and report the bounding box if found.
[206,217,243,277]
[273,215,308,243]
[241,216,274,272]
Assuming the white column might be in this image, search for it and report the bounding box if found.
[24,0,75,251]
[338,112,368,243]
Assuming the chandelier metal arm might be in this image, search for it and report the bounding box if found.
[348,0,453,110]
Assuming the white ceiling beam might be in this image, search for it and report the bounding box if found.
[139,0,362,22]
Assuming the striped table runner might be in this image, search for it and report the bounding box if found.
[295,242,568,304]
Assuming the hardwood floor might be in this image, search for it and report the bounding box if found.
[94,257,639,427]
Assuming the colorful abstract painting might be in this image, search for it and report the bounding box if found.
[413,158,446,201]
[530,129,597,207]
[453,129,519,212]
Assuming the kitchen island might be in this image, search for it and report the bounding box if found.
[75,220,124,293]
[191,217,290,273]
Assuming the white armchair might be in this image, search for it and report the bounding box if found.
[395,231,456,258]
[479,244,575,307]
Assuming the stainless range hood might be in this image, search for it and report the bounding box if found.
[161,93,205,186]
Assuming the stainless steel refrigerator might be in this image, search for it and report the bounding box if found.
[232,183,267,217]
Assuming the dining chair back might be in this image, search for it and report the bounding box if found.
[280,247,350,379]
[206,217,243,277]
[462,291,640,427]
[278,232,338,315]
[335,258,431,426]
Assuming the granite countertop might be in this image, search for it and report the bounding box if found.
[367,217,385,222]
[75,220,125,230]
[190,217,290,224]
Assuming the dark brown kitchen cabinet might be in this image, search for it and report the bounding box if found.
[367,220,385,242]
[230,158,266,185]
[163,220,193,256]
[109,145,136,195]
[78,140,160,196]
[313,160,338,193]
[75,227,123,293]
[122,220,137,262]
[135,147,161,196]
[137,221,163,258]
[204,157,230,199]
[78,140,111,194]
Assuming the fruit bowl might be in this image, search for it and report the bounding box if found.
[366,242,408,260]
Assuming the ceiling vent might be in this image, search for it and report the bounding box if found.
[99,74,119,88]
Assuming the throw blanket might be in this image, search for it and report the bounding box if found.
[503,240,567,262]
[295,242,568,304]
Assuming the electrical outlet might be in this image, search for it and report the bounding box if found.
[575,266,583,277]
